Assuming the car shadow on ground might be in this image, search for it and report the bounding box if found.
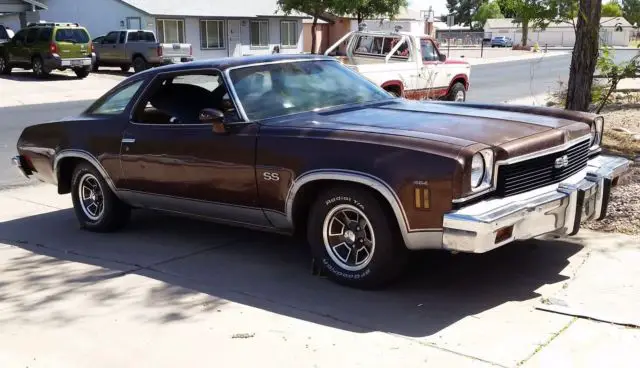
[0,207,584,337]
[0,70,82,82]
[93,68,133,78]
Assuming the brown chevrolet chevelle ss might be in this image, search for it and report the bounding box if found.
[12,54,632,289]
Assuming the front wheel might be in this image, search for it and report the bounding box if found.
[71,162,131,232]
[307,185,409,289]
[447,82,466,102]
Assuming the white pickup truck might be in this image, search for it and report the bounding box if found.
[325,27,471,101]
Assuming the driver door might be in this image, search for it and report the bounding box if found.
[119,69,269,226]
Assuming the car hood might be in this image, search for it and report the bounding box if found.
[267,99,592,160]
[322,100,589,144]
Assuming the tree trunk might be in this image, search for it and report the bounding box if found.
[357,12,363,25]
[521,19,529,46]
[311,16,318,54]
[565,0,603,111]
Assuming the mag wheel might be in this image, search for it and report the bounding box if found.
[307,185,408,289]
[71,162,131,232]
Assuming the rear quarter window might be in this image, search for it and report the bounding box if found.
[55,28,90,43]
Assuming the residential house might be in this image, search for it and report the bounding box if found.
[484,17,634,47]
[1,0,308,59]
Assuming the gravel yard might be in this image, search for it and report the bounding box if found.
[583,107,640,236]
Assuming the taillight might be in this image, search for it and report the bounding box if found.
[157,46,163,57]
[49,42,58,54]
[89,41,94,52]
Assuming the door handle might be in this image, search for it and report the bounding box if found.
[121,138,136,144]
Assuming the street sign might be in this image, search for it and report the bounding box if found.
[447,15,454,27]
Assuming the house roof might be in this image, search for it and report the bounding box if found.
[485,17,633,29]
[120,0,309,18]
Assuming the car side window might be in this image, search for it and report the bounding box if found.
[119,31,126,43]
[132,72,240,125]
[12,29,27,43]
[421,39,439,62]
[0,26,8,40]
[127,32,138,42]
[89,80,145,115]
[38,28,52,42]
[103,31,118,44]
[25,28,38,44]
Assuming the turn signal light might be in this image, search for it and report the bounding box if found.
[495,225,514,244]
[414,187,430,209]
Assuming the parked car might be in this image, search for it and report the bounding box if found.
[0,24,14,43]
[491,36,513,48]
[0,21,94,78]
[92,29,194,73]
[325,25,471,102]
[11,54,631,289]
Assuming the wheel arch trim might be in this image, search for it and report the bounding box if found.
[53,149,120,197]
[285,169,443,250]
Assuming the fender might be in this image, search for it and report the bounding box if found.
[285,169,443,251]
[53,149,120,197]
[381,80,404,95]
[447,74,469,91]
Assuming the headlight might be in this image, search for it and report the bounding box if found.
[471,154,485,188]
[591,116,604,147]
[470,149,494,191]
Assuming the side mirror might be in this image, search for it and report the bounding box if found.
[199,108,226,134]
[438,53,447,62]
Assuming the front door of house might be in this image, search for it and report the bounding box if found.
[228,20,241,57]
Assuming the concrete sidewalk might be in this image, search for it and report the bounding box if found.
[0,184,639,367]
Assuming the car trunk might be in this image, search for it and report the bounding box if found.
[54,28,90,59]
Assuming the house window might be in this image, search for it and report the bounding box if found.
[200,20,225,49]
[280,21,297,47]
[156,19,185,43]
[250,20,269,47]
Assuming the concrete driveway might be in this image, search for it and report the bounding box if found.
[1,184,639,367]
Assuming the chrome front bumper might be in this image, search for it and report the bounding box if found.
[442,154,632,253]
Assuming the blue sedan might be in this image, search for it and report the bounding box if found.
[491,36,513,47]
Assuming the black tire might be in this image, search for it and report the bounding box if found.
[307,185,409,289]
[74,67,90,79]
[132,56,147,73]
[447,82,466,102]
[0,55,11,75]
[92,61,99,72]
[120,65,130,72]
[31,56,49,78]
[70,162,131,232]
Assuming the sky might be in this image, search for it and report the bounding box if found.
[409,0,448,17]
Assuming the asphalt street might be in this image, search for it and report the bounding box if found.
[1,50,637,188]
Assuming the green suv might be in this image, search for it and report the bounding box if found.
[0,22,95,79]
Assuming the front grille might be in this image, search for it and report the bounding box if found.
[496,139,591,197]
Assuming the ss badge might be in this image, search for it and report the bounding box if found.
[263,172,280,181]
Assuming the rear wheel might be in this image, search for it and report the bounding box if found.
[120,65,130,72]
[132,56,147,73]
[447,82,466,102]
[92,61,99,72]
[74,67,90,79]
[0,56,11,74]
[31,56,50,78]
[307,185,409,289]
[70,162,131,232]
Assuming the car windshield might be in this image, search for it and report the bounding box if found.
[55,28,90,43]
[228,60,393,120]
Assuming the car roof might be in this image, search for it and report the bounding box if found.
[148,54,337,74]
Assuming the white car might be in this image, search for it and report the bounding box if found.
[325,25,471,102]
